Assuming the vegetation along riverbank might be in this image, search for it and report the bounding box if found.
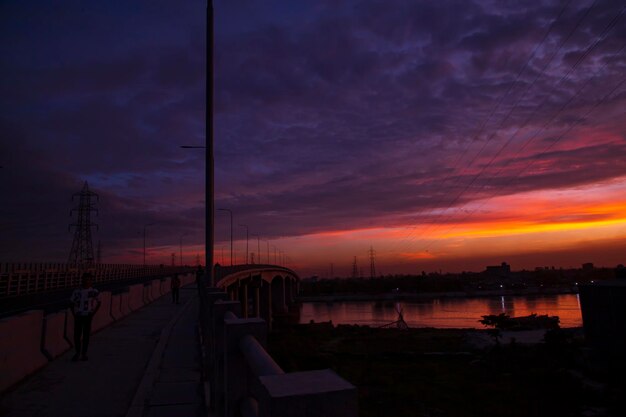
[268,322,626,417]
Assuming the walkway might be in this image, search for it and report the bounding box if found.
[0,285,205,417]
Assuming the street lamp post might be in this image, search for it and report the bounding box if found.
[252,235,261,265]
[240,224,249,264]
[217,208,233,266]
[263,239,270,264]
[272,246,277,264]
[143,223,157,267]
[179,0,214,285]
[179,234,186,266]
[180,143,213,279]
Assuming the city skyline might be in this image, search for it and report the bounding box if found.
[1,0,625,275]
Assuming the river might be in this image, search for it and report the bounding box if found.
[299,293,582,328]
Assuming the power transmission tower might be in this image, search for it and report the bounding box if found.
[351,256,358,278]
[68,182,98,267]
[369,246,376,278]
[171,253,176,266]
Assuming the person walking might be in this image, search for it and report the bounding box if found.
[171,275,181,304]
[70,272,101,361]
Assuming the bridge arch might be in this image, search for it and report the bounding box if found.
[214,265,300,326]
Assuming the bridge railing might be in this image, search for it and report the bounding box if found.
[0,263,194,298]
[198,282,357,417]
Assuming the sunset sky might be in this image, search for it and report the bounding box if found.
[1,0,625,276]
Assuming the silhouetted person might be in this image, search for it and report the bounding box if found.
[70,272,101,361]
[171,275,181,304]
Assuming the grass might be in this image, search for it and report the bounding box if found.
[267,323,624,417]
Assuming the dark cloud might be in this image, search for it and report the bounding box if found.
[1,0,625,265]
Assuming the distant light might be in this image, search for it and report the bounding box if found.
[500,284,503,288]
[591,280,594,284]
[575,282,578,285]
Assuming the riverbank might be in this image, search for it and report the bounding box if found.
[297,286,578,303]
[268,323,624,417]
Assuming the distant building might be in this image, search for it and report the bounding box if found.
[579,265,626,354]
[582,262,594,271]
[485,262,511,277]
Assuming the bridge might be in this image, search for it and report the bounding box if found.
[0,263,357,417]
[215,264,299,326]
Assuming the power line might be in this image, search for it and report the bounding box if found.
[418,74,626,255]
[392,2,623,256]
[385,0,579,253]
[404,6,625,252]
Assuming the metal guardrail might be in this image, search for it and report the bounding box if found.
[0,263,194,298]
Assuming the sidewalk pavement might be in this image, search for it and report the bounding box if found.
[0,285,205,417]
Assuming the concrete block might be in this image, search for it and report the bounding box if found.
[0,310,48,392]
[42,311,71,360]
[212,300,240,362]
[181,273,194,287]
[64,308,75,347]
[257,370,358,417]
[223,317,267,417]
[120,291,131,316]
[150,280,161,300]
[161,277,171,295]
[91,291,112,332]
[143,283,153,304]
[111,294,124,320]
[128,284,144,310]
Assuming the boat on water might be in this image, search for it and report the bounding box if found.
[480,313,560,330]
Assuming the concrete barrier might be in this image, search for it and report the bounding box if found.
[41,311,71,360]
[128,284,144,310]
[120,291,131,316]
[181,273,194,286]
[161,277,171,295]
[91,291,112,332]
[0,310,49,392]
[150,280,161,300]
[111,293,124,320]
[64,309,75,347]
[143,283,152,304]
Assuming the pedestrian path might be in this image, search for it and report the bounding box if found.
[0,285,205,417]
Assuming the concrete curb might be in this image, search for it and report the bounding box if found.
[124,294,196,417]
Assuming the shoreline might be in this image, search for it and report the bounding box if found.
[296,286,578,303]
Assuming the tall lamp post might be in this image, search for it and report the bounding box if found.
[179,1,214,285]
[252,234,261,265]
[217,208,233,266]
[179,233,187,266]
[240,224,249,264]
[178,2,214,282]
[143,223,157,267]
[263,239,270,264]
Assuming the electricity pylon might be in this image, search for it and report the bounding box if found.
[68,181,98,267]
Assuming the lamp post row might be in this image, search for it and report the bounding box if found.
[142,214,283,268]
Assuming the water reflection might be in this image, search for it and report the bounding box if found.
[299,294,582,328]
